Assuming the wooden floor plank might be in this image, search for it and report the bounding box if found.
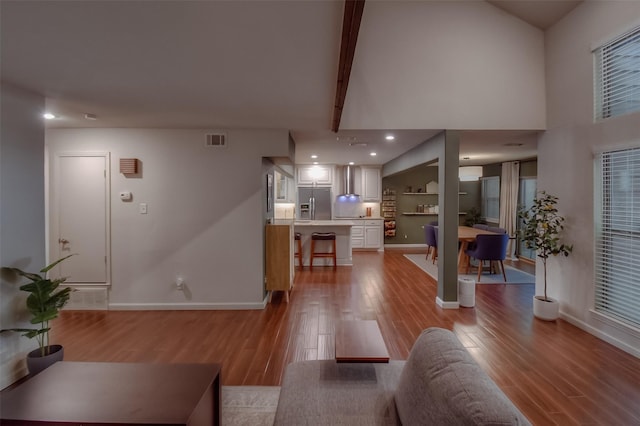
[44,248,640,424]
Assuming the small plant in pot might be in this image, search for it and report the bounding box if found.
[519,191,572,321]
[1,254,74,375]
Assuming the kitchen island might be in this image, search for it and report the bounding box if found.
[294,220,354,267]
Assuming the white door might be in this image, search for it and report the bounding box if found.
[54,154,109,283]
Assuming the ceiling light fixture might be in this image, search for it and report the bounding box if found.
[43,113,55,120]
[370,152,377,157]
[84,113,97,120]
[385,135,395,141]
[311,154,318,159]
[348,161,355,165]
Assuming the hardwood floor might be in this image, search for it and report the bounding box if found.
[51,248,640,425]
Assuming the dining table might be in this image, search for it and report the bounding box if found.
[456,226,500,273]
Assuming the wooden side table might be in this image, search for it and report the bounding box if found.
[0,361,221,425]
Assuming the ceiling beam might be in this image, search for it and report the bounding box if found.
[331,0,365,132]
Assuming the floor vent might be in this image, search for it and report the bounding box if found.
[65,287,108,310]
[205,133,227,148]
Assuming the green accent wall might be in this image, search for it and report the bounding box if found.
[382,165,481,244]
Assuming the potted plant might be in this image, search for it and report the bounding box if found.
[519,191,572,321]
[464,207,486,227]
[1,254,74,374]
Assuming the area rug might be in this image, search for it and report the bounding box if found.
[404,253,535,284]
[222,386,280,426]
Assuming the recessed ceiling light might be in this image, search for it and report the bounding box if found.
[43,113,56,120]
[84,113,98,120]
[311,154,318,159]
[385,135,395,141]
[370,152,377,157]
[348,161,355,165]
[313,161,319,165]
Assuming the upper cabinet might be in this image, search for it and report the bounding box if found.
[297,165,333,186]
[360,167,381,202]
[275,170,295,203]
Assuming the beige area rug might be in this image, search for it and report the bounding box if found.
[404,253,535,284]
[222,386,280,426]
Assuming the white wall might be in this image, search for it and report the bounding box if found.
[47,128,290,309]
[540,2,640,356]
[0,83,46,388]
[341,1,546,130]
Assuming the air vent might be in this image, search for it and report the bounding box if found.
[205,133,227,148]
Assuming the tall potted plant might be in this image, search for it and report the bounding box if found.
[519,191,572,321]
[1,254,74,374]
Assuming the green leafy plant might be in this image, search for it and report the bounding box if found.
[1,255,74,357]
[464,207,486,227]
[518,191,572,301]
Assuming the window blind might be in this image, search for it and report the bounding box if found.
[595,147,640,328]
[481,176,500,223]
[594,25,640,120]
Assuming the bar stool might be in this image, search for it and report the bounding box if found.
[310,232,337,270]
[294,232,303,270]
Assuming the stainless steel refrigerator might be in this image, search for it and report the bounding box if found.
[298,187,332,220]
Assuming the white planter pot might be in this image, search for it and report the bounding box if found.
[533,296,559,321]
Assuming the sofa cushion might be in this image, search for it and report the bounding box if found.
[394,327,531,425]
[274,360,405,425]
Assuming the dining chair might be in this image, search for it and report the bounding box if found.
[464,233,509,282]
[488,226,507,234]
[424,224,438,263]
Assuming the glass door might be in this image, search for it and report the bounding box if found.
[518,177,537,260]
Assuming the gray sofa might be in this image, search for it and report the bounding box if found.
[274,327,531,425]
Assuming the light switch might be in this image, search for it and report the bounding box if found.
[139,203,148,214]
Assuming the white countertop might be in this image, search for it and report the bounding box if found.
[333,217,384,221]
[294,220,355,226]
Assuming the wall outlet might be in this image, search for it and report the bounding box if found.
[176,277,184,290]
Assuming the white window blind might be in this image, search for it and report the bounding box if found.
[594,25,640,120]
[481,176,500,223]
[595,147,640,328]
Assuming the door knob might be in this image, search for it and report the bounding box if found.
[58,238,69,244]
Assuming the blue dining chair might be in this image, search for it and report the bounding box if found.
[424,224,438,264]
[488,226,507,234]
[464,233,509,282]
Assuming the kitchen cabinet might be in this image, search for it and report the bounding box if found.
[297,165,333,186]
[351,222,364,248]
[360,167,381,202]
[265,223,294,302]
[275,170,295,203]
[364,220,382,249]
[349,219,382,250]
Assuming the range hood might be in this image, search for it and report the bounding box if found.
[339,165,360,197]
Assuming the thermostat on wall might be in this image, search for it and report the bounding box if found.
[119,191,132,201]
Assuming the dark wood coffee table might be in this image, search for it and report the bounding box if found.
[0,361,221,425]
[335,320,390,363]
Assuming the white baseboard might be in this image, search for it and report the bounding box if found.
[436,297,460,309]
[109,297,268,311]
[560,311,640,358]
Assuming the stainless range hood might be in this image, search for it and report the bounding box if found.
[340,165,360,197]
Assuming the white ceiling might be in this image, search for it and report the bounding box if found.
[0,1,580,167]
